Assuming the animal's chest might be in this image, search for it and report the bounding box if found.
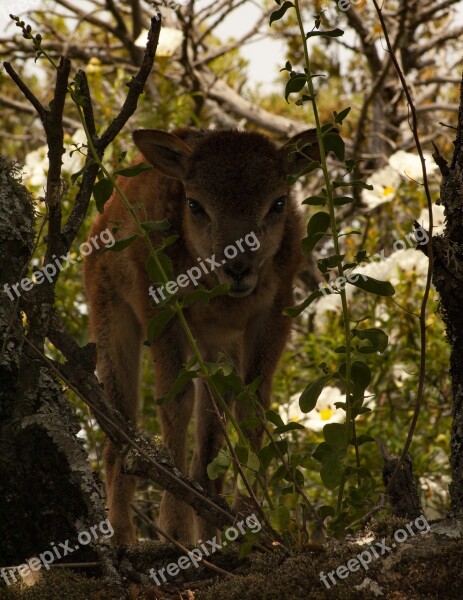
[188,303,247,359]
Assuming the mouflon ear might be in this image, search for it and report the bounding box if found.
[132,129,193,180]
[280,128,320,176]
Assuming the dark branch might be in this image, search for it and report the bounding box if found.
[97,16,161,149]
[2,61,47,122]
[44,56,71,263]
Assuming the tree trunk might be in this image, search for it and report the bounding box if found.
[431,76,463,514]
[0,157,119,586]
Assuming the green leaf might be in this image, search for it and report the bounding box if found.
[299,374,332,413]
[295,94,314,106]
[306,28,344,39]
[351,360,372,391]
[312,440,346,490]
[355,434,375,446]
[158,251,174,281]
[114,162,153,177]
[333,196,354,206]
[146,310,175,342]
[260,440,287,471]
[70,165,86,185]
[285,73,307,102]
[265,409,285,427]
[240,416,262,430]
[356,406,373,415]
[286,160,321,186]
[207,369,243,395]
[246,375,263,395]
[318,505,336,520]
[207,451,232,480]
[93,178,114,213]
[269,1,294,26]
[350,275,395,297]
[163,367,198,403]
[283,288,330,318]
[273,422,306,435]
[301,211,331,254]
[333,179,373,190]
[302,196,326,206]
[321,122,335,133]
[354,327,389,353]
[146,252,174,283]
[234,444,248,466]
[146,255,163,284]
[141,219,171,232]
[182,283,230,307]
[320,457,344,490]
[246,450,260,475]
[323,131,345,161]
[323,423,346,449]
[281,492,299,509]
[280,60,292,72]
[104,234,138,252]
[318,254,344,270]
[259,443,277,471]
[312,441,334,462]
[269,506,291,533]
[160,234,180,249]
[334,107,351,124]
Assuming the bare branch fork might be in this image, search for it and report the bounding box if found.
[2,15,242,538]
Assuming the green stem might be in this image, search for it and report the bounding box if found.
[294,1,355,514]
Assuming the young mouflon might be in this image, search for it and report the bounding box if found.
[84,127,319,545]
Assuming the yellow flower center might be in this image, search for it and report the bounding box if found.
[383,186,394,196]
[320,408,334,421]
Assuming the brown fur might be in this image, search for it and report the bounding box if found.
[84,127,318,545]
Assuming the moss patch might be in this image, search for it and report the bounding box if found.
[2,518,462,599]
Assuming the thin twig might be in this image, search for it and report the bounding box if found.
[2,61,47,121]
[371,0,434,500]
[203,384,281,547]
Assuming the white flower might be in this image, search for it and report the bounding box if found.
[135,27,183,57]
[313,248,429,329]
[363,249,429,286]
[418,204,445,235]
[389,150,438,182]
[280,386,376,433]
[23,129,86,190]
[280,386,345,432]
[362,166,401,210]
[23,146,48,188]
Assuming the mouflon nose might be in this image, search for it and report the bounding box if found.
[223,261,252,283]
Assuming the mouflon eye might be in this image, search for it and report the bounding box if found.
[187,198,204,214]
[270,196,286,213]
